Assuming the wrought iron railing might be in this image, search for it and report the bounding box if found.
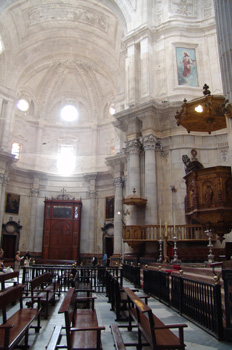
[22,265,122,294]
[143,269,223,340]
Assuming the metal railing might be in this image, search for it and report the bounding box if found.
[123,264,141,288]
[22,265,122,294]
[143,269,223,340]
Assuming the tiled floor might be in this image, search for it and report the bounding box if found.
[1,278,232,350]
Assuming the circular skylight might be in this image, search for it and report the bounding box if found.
[17,99,29,112]
[60,104,78,122]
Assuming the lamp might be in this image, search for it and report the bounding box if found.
[175,84,232,134]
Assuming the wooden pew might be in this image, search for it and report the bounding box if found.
[0,284,41,350]
[58,287,105,350]
[28,272,60,319]
[111,276,149,322]
[123,287,188,350]
[0,271,19,291]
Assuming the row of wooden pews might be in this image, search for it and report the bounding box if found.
[111,287,188,350]
[0,269,62,350]
[47,271,106,350]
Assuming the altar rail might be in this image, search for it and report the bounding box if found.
[143,269,223,340]
[123,224,216,243]
[22,266,122,294]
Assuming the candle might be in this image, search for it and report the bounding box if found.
[173,211,175,234]
[164,222,168,238]
[160,219,162,238]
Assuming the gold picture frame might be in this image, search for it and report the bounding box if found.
[105,196,114,220]
[5,192,20,215]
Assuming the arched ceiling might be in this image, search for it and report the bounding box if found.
[0,0,127,126]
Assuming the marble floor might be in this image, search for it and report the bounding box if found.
[1,278,232,350]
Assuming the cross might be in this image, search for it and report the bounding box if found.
[61,188,66,199]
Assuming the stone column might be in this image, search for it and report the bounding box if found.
[214,0,232,165]
[29,186,40,252]
[142,134,158,224]
[87,174,97,253]
[126,138,141,224]
[0,174,8,245]
[127,139,141,195]
[89,190,97,253]
[113,177,124,255]
[214,0,232,102]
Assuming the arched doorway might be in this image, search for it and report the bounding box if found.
[101,223,114,258]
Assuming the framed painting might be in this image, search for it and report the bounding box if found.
[105,196,114,220]
[176,47,199,87]
[5,192,20,215]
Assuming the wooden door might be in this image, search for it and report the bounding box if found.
[42,199,82,262]
[2,234,17,259]
[105,237,113,258]
[49,220,73,259]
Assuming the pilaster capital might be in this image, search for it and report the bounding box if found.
[141,134,157,150]
[125,138,142,154]
[113,176,124,188]
[0,174,9,185]
[31,188,40,196]
[89,190,97,199]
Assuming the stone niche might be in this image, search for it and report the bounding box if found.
[184,166,232,240]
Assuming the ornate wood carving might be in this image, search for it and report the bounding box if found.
[184,166,232,240]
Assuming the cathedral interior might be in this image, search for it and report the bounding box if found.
[0,0,232,265]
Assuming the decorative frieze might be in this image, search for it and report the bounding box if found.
[170,0,196,17]
[26,5,108,32]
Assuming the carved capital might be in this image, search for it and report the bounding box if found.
[141,134,157,151]
[89,190,97,198]
[31,188,40,196]
[126,139,142,154]
[113,176,124,188]
[0,174,9,185]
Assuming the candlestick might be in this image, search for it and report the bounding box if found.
[164,222,168,238]
[173,211,175,234]
[157,238,163,263]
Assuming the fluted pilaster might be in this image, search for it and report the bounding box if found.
[29,187,40,251]
[113,176,124,255]
[141,134,158,224]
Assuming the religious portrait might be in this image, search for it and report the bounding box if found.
[5,192,20,215]
[105,196,114,220]
[176,47,199,87]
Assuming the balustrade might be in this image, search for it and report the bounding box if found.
[123,224,216,245]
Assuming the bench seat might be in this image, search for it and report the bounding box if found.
[0,271,19,291]
[71,309,101,348]
[0,284,41,350]
[58,287,105,350]
[0,308,39,349]
[28,272,60,319]
[123,287,187,350]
